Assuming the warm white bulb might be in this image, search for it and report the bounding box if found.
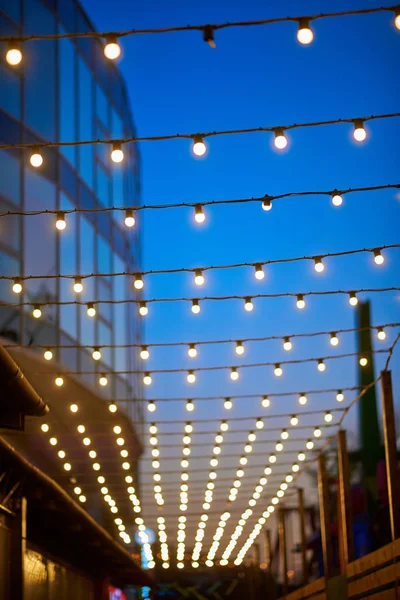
[377,328,386,341]
[32,306,42,319]
[44,349,53,361]
[111,142,124,163]
[296,294,306,309]
[49,437,57,446]
[314,257,324,273]
[336,390,344,402]
[194,204,206,223]
[299,394,307,406]
[30,151,43,168]
[353,121,367,142]
[244,297,253,312]
[274,128,288,149]
[274,364,283,377]
[262,198,272,211]
[188,344,197,358]
[314,427,322,438]
[330,333,339,346]
[283,337,292,351]
[41,423,49,433]
[186,400,194,412]
[63,462,72,471]
[349,292,358,306]
[187,370,196,383]
[269,454,277,464]
[73,278,83,293]
[191,300,200,314]
[373,250,384,265]
[281,429,289,440]
[192,136,207,157]
[99,375,108,386]
[230,368,239,381]
[70,403,78,413]
[148,401,156,412]
[194,270,205,286]
[359,357,368,367]
[224,398,233,410]
[256,419,264,430]
[86,303,96,317]
[12,279,22,294]
[6,44,22,66]
[139,302,148,316]
[395,11,400,30]
[92,348,101,361]
[324,412,333,423]
[306,440,314,450]
[297,19,314,45]
[55,376,64,387]
[298,452,306,462]
[133,275,144,290]
[331,193,343,207]
[104,36,121,60]
[140,346,150,360]
[317,360,326,372]
[124,208,135,227]
[109,402,118,413]
[55,211,66,231]
[254,263,265,280]
[143,373,152,385]
[290,415,299,426]
[220,421,229,432]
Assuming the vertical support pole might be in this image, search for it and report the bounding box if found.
[264,529,271,570]
[298,488,308,585]
[10,496,26,600]
[337,429,354,571]
[278,508,288,596]
[318,454,333,580]
[381,370,400,541]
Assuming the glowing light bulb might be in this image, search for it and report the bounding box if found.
[186,400,194,412]
[41,423,49,432]
[44,349,53,361]
[283,337,292,351]
[256,418,264,430]
[274,127,288,149]
[230,368,239,381]
[317,359,326,372]
[336,390,344,403]
[123,207,136,228]
[244,297,253,311]
[314,427,322,438]
[6,42,22,66]
[49,437,57,446]
[248,431,256,442]
[276,441,283,452]
[55,211,66,231]
[32,305,42,319]
[83,437,91,446]
[194,204,206,223]
[324,411,333,423]
[86,303,96,317]
[285,474,293,483]
[109,401,117,413]
[63,462,72,471]
[55,376,64,387]
[143,373,152,386]
[281,429,289,440]
[139,302,148,316]
[297,18,314,45]
[187,370,196,384]
[377,327,386,341]
[373,249,384,265]
[292,463,300,473]
[261,396,270,408]
[290,415,299,426]
[254,263,265,280]
[395,9,400,30]
[296,294,306,309]
[192,135,207,157]
[331,192,343,207]
[133,274,144,290]
[194,269,204,286]
[359,356,368,367]
[73,277,83,293]
[262,197,272,211]
[148,401,156,412]
[12,278,22,294]
[240,456,247,466]
[220,420,229,432]
[314,257,325,273]
[330,332,339,346]
[114,425,123,434]
[92,347,102,361]
[111,141,124,163]
[70,403,78,413]
[224,398,233,410]
[99,374,108,386]
[274,363,283,377]
[353,119,367,142]
[188,344,197,358]
[191,299,200,314]
[30,149,43,168]
[269,454,277,464]
[349,292,358,306]
[140,346,149,360]
[299,394,307,406]
[104,35,121,59]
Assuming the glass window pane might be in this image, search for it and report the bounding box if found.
[0,150,21,205]
[78,57,94,189]
[59,195,77,340]
[58,31,76,167]
[0,64,21,120]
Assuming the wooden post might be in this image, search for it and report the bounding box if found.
[337,429,354,571]
[265,529,272,570]
[318,454,333,580]
[298,488,308,585]
[10,496,26,600]
[381,370,400,541]
[278,508,288,596]
[253,542,260,566]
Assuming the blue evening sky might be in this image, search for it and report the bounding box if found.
[83,0,399,545]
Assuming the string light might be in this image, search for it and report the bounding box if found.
[143,373,152,386]
[395,7,400,29]
[314,257,325,273]
[349,292,358,306]
[353,119,367,142]
[99,374,108,386]
[296,294,306,309]
[73,277,83,293]
[187,370,196,383]
[297,18,314,45]
[276,441,284,452]
[255,418,264,430]
[283,337,292,351]
[336,390,344,402]
[262,197,272,211]
[92,347,102,361]
[194,204,206,223]
[111,142,124,163]
[330,332,339,346]
[140,346,150,360]
[188,344,198,358]
[331,192,343,207]
[290,415,299,426]
[261,396,270,408]
[324,411,333,423]
[32,305,42,319]
[6,41,22,65]
[373,249,384,265]
[281,429,289,440]
[274,363,283,377]
[254,263,265,280]
[124,208,135,227]
[55,376,64,387]
[377,327,386,341]
[86,303,96,317]
[139,301,148,316]
[230,368,239,381]
[298,393,308,406]
[49,437,57,446]
[41,424,49,433]
[317,359,326,372]
[194,269,205,286]
[29,148,43,168]
[224,398,233,410]
[274,128,288,149]
[192,135,207,157]
[359,356,368,366]
[186,399,195,412]
[70,403,78,413]
[12,278,22,294]
[244,297,254,312]
[306,439,314,450]
[43,349,53,361]
[314,426,322,438]
[109,401,118,413]
[188,301,200,318]
[148,400,156,412]
[55,211,66,231]
[133,274,144,290]
[104,35,121,59]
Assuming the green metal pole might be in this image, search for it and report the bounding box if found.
[356,301,381,482]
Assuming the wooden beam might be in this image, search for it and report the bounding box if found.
[298,488,308,585]
[381,370,400,541]
[337,429,354,571]
[278,508,288,595]
[318,454,333,580]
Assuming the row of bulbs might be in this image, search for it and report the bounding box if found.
[176,431,192,562]
[6,9,400,66]
[149,424,166,507]
[9,247,387,297]
[156,517,170,565]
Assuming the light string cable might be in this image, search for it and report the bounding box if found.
[0,184,399,220]
[4,322,399,352]
[232,334,400,565]
[1,114,400,157]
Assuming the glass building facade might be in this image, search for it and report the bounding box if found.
[0,0,143,430]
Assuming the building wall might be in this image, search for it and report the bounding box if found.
[0,0,143,431]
